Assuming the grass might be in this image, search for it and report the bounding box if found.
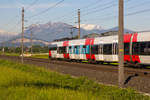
[0,52,20,56]
[31,54,49,59]
[0,59,149,100]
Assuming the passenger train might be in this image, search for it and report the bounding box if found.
[49,32,150,65]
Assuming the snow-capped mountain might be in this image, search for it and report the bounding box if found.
[77,24,103,30]
[0,21,133,44]
[24,22,105,42]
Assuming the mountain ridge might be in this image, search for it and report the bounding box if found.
[0,22,134,43]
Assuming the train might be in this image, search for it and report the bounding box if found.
[48,32,150,66]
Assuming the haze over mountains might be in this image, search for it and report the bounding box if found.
[0,29,18,42]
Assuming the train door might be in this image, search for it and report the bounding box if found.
[74,46,80,59]
[98,44,104,61]
[71,46,75,59]
[65,46,70,59]
[112,41,118,62]
[85,45,90,60]
[80,45,84,60]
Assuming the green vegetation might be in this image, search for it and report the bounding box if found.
[0,59,149,100]
[0,45,48,54]
[31,54,49,59]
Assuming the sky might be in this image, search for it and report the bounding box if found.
[0,0,150,33]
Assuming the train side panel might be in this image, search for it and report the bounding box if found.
[137,32,150,64]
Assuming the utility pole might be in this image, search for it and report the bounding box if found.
[21,7,24,64]
[118,0,124,87]
[30,30,33,55]
[70,28,73,39]
[2,42,4,55]
[78,9,80,39]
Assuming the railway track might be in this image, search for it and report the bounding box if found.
[1,55,150,77]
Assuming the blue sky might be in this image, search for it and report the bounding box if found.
[0,0,150,33]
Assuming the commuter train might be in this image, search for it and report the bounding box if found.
[49,32,150,65]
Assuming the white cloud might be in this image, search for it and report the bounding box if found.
[76,24,103,30]
[0,29,18,36]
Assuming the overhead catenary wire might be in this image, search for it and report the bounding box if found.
[81,0,115,13]
[27,0,65,19]
[54,0,117,26]
[1,0,39,33]
[82,6,150,24]
[81,0,132,17]
[79,0,133,23]
[126,0,150,10]
[80,0,104,11]
[52,0,108,24]
[26,0,39,10]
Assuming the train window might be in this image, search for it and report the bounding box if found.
[132,42,140,55]
[124,43,129,55]
[69,46,72,54]
[49,45,57,50]
[103,44,112,54]
[77,46,80,54]
[81,45,86,54]
[74,46,80,54]
[58,47,66,54]
[86,45,90,54]
[139,42,147,55]
[49,47,57,50]
[113,43,118,54]
[116,43,118,54]
[74,46,77,54]
[147,42,150,55]
[91,45,98,54]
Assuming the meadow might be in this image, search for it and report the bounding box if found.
[0,59,149,100]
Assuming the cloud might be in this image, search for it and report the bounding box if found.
[0,29,18,36]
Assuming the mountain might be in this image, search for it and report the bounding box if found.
[78,24,103,30]
[0,36,49,47]
[24,22,105,42]
[82,27,134,38]
[0,29,18,42]
[0,22,134,44]
[106,26,134,33]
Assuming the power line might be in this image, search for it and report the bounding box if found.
[26,0,39,10]
[79,0,133,23]
[126,0,150,10]
[80,0,104,11]
[126,8,150,16]
[57,0,117,25]
[82,6,150,24]
[14,0,25,6]
[27,0,65,19]
[52,0,106,23]
[81,0,115,13]
[82,2,117,17]
[81,0,132,17]
[6,21,21,33]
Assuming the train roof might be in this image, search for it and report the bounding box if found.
[49,32,150,46]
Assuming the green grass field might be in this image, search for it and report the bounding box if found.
[0,52,20,56]
[0,59,149,100]
[31,54,49,59]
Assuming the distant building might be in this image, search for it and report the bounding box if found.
[99,31,118,37]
